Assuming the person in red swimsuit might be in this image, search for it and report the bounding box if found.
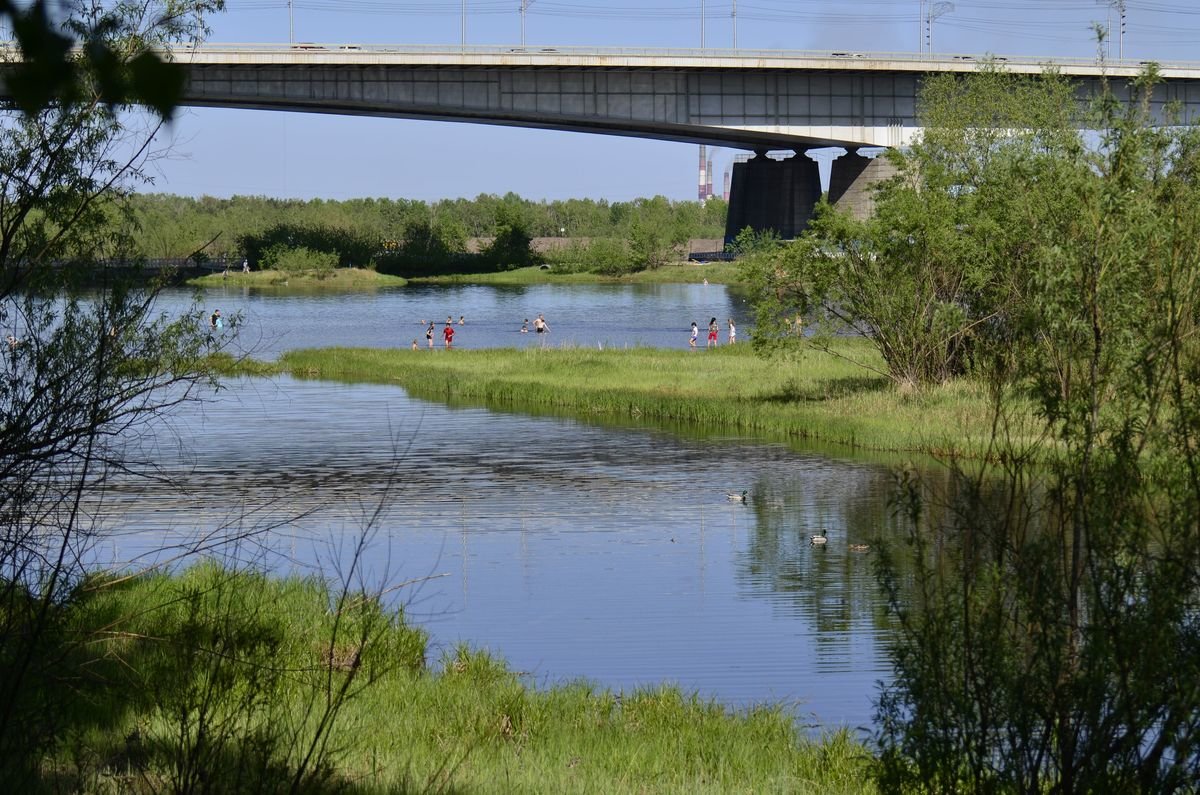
[443,322,455,348]
[707,317,719,348]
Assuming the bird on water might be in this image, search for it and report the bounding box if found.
[726,490,748,502]
[810,529,828,545]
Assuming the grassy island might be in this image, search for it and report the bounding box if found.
[407,262,742,286]
[188,267,407,290]
[227,341,1026,459]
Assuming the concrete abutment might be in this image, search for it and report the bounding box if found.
[724,148,897,245]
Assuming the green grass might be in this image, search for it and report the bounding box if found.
[242,340,1029,458]
[189,267,407,290]
[45,564,874,794]
[409,261,742,286]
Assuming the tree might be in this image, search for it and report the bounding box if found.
[0,0,229,782]
[869,65,1200,792]
[742,64,1079,388]
[1,0,224,118]
[482,201,538,269]
[628,195,687,269]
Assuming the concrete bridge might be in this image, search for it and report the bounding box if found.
[168,44,1200,241]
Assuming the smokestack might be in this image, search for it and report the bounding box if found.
[706,158,714,199]
[698,145,708,201]
[723,166,731,201]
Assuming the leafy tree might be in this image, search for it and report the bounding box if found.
[628,195,688,269]
[742,64,1078,388]
[869,65,1200,792]
[725,225,782,257]
[396,215,466,264]
[482,202,538,269]
[237,222,376,270]
[0,0,224,118]
[0,1,234,782]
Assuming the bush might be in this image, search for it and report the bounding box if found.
[542,237,634,275]
[260,243,338,274]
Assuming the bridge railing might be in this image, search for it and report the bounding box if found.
[165,42,1200,72]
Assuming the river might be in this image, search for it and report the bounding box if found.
[95,283,905,733]
[172,281,755,356]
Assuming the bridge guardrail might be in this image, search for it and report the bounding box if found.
[159,42,1200,71]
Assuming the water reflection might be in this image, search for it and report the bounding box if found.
[91,375,905,732]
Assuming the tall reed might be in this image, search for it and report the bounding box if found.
[48,564,873,793]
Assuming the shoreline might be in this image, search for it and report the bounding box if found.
[219,342,1024,460]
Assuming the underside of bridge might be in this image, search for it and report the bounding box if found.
[724,148,896,244]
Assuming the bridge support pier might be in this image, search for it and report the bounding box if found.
[724,150,821,245]
[828,150,897,220]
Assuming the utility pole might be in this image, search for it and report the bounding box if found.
[918,0,925,53]
[732,0,737,48]
[462,0,466,48]
[288,0,294,43]
[926,2,953,54]
[520,0,536,47]
[1099,0,1127,59]
[700,0,705,48]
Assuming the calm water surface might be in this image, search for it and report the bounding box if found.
[96,284,902,732]
[159,282,754,357]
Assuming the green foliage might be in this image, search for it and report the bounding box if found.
[725,225,782,257]
[870,66,1200,792]
[542,237,634,275]
[395,215,466,263]
[0,0,224,118]
[126,193,727,264]
[482,208,540,270]
[260,243,338,274]
[237,222,376,270]
[20,564,871,793]
[628,195,689,269]
[744,64,1080,388]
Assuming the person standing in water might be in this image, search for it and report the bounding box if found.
[533,314,549,343]
[426,322,435,349]
[707,317,718,348]
[690,321,698,348]
[521,318,529,333]
[727,318,736,344]
[443,321,455,348]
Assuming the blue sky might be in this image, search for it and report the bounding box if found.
[149,1,1200,202]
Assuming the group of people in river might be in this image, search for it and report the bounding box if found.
[412,313,550,350]
[690,317,735,349]
[406,312,741,351]
[413,315,464,349]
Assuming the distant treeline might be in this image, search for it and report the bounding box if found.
[127,192,728,276]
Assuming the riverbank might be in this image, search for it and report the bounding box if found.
[42,563,871,793]
[188,266,407,289]
[408,261,742,286]
[232,341,1027,458]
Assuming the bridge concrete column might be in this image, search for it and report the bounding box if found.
[724,150,822,245]
[828,150,898,220]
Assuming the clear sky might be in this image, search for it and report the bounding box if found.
[148,0,1200,202]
